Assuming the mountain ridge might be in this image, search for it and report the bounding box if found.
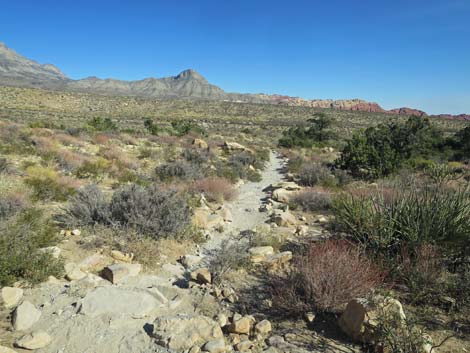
[0,42,468,119]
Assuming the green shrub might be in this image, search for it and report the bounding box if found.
[279,113,336,148]
[74,158,111,179]
[25,166,76,201]
[336,116,443,179]
[170,120,206,137]
[0,193,27,219]
[0,208,63,286]
[144,118,161,135]
[333,184,470,255]
[86,117,117,132]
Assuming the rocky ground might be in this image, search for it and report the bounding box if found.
[0,151,363,353]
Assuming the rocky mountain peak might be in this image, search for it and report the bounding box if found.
[175,69,206,81]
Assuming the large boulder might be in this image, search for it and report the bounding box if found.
[1,287,23,308]
[101,263,142,284]
[12,301,41,331]
[248,246,274,263]
[193,138,208,149]
[152,314,223,351]
[223,141,251,153]
[272,188,297,203]
[272,211,297,227]
[228,316,254,334]
[339,297,406,344]
[271,181,301,191]
[193,210,225,230]
[79,286,163,318]
[14,331,52,350]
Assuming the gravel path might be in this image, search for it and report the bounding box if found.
[200,151,286,257]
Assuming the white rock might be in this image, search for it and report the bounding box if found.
[248,246,274,263]
[64,263,86,281]
[14,331,52,350]
[38,246,61,259]
[12,301,41,331]
[71,229,81,236]
[80,286,163,318]
[1,287,23,308]
[152,314,223,351]
[180,255,203,269]
[203,339,226,353]
[101,263,142,284]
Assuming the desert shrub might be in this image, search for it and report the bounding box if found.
[208,240,251,284]
[279,113,336,148]
[0,208,63,286]
[182,148,212,164]
[74,158,111,179]
[57,184,111,227]
[110,184,190,238]
[191,177,237,203]
[0,193,28,219]
[333,184,470,256]
[423,162,462,185]
[25,166,77,201]
[170,120,206,137]
[452,263,470,312]
[217,152,263,182]
[395,243,447,302]
[144,118,161,135]
[271,240,383,315]
[0,157,11,174]
[291,188,332,212]
[374,311,434,353]
[86,117,117,132]
[298,163,336,187]
[287,156,304,173]
[336,116,443,179]
[155,161,203,182]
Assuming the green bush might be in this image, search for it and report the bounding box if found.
[333,184,470,255]
[144,118,161,135]
[170,120,206,137]
[86,117,117,132]
[279,113,336,148]
[25,166,76,202]
[0,208,63,286]
[336,116,443,179]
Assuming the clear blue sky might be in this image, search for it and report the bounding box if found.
[1,0,469,114]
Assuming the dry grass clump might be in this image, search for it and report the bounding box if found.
[25,165,80,201]
[191,177,237,203]
[271,240,384,315]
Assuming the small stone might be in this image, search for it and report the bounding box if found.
[216,313,228,327]
[12,301,41,331]
[101,263,142,284]
[212,287,222,298]
[222,287,234,298]
[255,320,272,335]
[267,335,285,347]
[110,250,134,263]
[191,268,212,284]
[71,229,81,236]
[47,276,61,284]
[180,254,203,269]
[235,340,254,352]
[14,331,52,350]
[226,294,237,303]
[229,333,241,345]
[304,312,315,323]
[203,339,226,353]
[1,287,23,308]
[79,253,107,271]
[229,316,252,334]
[64,263,86,281]
[265,251,293,269]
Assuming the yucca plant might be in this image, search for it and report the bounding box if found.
[333,183,470,255]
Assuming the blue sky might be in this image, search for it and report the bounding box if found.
[1,0,469,114]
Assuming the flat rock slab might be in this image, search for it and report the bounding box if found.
[80,286,163,318]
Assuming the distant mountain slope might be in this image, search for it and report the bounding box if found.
[0,41,467,118]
